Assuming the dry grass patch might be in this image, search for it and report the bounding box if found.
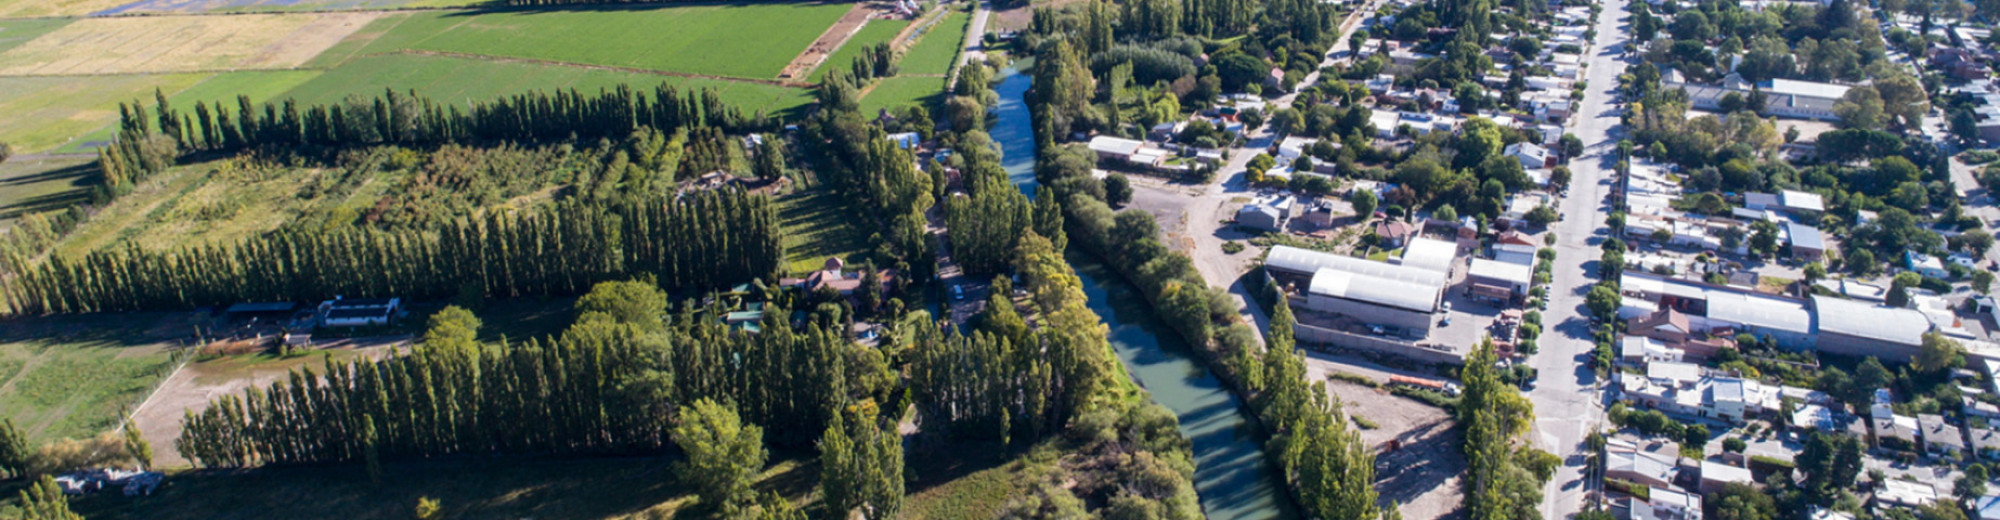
[0,12,377,75]
[0,0,133,17]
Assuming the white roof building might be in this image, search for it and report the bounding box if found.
[1879,479,1939,509]
[1398,237,1458,274]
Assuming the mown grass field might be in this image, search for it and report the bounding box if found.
[280,53,815,116]
[0,313,187,444]
[810,18,910,83]
[898,10,969,76]
[0,73,208,153]
[860,75,946,115]
[0,0,130,17]
[774,184,872,275]
[347,3,853,79]
[0,155,96,226]
[0,12,376,75]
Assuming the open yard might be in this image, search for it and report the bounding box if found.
[774,184,872,275]
[0,12,378,76]
[130,340,403,468]
[859,75,946,115]
[1321,377,1466,520]
[344,3,854,80]
[0,313,192,444]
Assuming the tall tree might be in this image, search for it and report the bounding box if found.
[674,399,767,515]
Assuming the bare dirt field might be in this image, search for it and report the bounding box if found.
[0,12,377,76]
[1323,378,1466,520]
[130,337,405,468]
[778,3,875,80]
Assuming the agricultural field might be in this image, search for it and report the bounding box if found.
[0,313,189,444]
[0,12,378,75]
[279,53,815,116]
[0,156,95,225]
[897,10,970,76]
[343,3,855,80]
[0,73,208,153]
[0,0,131,18]
[94,0,485,16]
[51,70,325,154]
[0,18,70,54]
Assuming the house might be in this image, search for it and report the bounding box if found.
[1496,230,1537,247]
[1785,221,1825,260]
[1919,414,1966,457]
[1149,121,1186,141]
[781,257,897,299]
[1605,444,1678,489]
[1088,136,1146,162]
[1373,219,1417,248]
[1878,479,1938,509]
[1504,142,1554,170]
[1633,486,1703,520]
[1239,203,1290,233]
[1621,336,1682,365]
[1744,192,1780,211]
[1667,73,1852,121]
[1876,412,1920,447]
[1978,495,2000,520]
[1906,252,1949,279]
[1469,258,1533,304]
[1697,460,1754,494]
[1493,242,1538,266]
[1780,190,1824,217]
[1970,427,2000,460]
[319,297,400,327]
[1300,198,1338,229]
[1278,136,1318,161]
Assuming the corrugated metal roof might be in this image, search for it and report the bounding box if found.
[1267,246,1447,286]
[1307,267,1441,312]
[1400,237,1458,274]
[1812,295,1930,346]
[1785,221,1825,250]
[1469,258,1532,284]
[1707,291,1812,335]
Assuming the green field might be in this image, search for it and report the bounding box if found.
[0,314,185,443]
[0,155,95,226]
[775,185,872,275]
[811,18,910,83]
[899,10,969,75]
[0,73,208,153]
[348,3,853,79]
[0,18,69,54]
[53,70,325,154]
[280,53,815,116]
[860,76,947,115]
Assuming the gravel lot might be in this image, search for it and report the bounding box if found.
[1323,378,1466,520]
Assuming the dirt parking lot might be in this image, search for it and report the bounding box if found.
[130,338,404,468]
[1323,378,1465,520]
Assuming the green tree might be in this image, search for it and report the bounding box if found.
[576,279,669,333]
[1803,262,1826,285]
[1351,189,1378,219]
[0,419,27,478]
[1834,86,1885,130]
[1916,332,1965,375]
[1587,285,1621,320]
[674,399,768,514]
[1105,173,1133,207]
[1977,270,1995,294]
[415,497,443,520]
[1525,205,1558,228]
[819,409,903,520]
[16,476,82,520]
[754,134,787,180]
[123,415,153,470]
[1709,482,1777,520]
[1796,433,1864,504]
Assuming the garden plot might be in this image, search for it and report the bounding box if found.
[0,12,377,76]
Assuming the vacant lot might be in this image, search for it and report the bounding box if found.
[282,53,815,116]
[132,341,400,468]
[1321,378,1465,520]
[775,185,871,275]
[0,73,208,153]
[347,3,853,80]
[0,12,378,76]
[0,313,190,444]
[810,17,910,83]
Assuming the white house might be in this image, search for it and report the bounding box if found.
[1505,142,1554,169]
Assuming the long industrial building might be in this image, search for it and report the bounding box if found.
[1266,245,1447,333]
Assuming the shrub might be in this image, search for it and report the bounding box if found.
[1352,416,1380,429]
[1749,455,1795,476]
[1222,241,1246,254]
[1330,372,1380,388]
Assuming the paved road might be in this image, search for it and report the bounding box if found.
[948,0,993,92]
[1530,2,1633,519]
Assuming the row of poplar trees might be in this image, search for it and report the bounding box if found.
[175,283,853,467]
[99,84,764,198]
[4,189,782,314]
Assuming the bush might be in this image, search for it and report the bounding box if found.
[1352,416,1380,429]
[1749,455,1795,476]
[1723,437,1747,453]
[1222,241,1246,254]
[1330,372,1380,388]
[1389,385,1459,408]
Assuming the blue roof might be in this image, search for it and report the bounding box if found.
[1785,221,1824,250]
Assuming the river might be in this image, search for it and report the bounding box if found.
[988,67,1297,520]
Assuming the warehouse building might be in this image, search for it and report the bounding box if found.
[1267,245,1446,333]
[1811,295,1932,361]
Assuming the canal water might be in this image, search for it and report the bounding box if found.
[988,67,1297,520]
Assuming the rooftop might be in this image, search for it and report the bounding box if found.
[1399,237,1458,274]
[1088,135,1145,156]
[1469,258,1534,284]
[1308,267,1443,312]
[1812,295,1931,347]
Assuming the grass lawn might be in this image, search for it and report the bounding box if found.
[859,76,947,115]
[0,74,208,154]
[774,185,872,276]
[280,53,816,120]
[901,442,1051,520]
[810,18,910,83]
[0,18,71,54]
[52,70,325,154]
[0,155,96,226]
[898,10,969,76]
[0,456,822,520]
[0,313,188,443]
[347,3,853,79]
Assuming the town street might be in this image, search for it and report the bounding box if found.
[1531,1,1634,518]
